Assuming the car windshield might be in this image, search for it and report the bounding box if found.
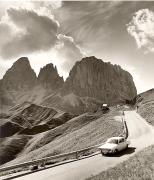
[107,139,118,144]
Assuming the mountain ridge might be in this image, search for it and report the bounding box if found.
[0,56,137,113]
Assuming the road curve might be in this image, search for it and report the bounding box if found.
[12,111,154,180]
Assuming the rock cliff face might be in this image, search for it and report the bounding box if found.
[62,56,137,104]
[2,57,37,91]
[0,57,65,112]
[0,56,137,112]
[2,58,64,92]
[38,63,64,90]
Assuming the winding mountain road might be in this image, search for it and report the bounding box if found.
[12,111,154,180]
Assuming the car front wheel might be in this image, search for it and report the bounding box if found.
[113,149,118,154]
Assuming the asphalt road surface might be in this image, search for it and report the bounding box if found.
[11,111,154,180]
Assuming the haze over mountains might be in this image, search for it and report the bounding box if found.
[0,56,137,114]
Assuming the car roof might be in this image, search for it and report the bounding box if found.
[107,137,124,141]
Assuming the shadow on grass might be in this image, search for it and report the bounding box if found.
[104,147,136,157]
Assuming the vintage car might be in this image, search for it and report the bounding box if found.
[99,137,130,155]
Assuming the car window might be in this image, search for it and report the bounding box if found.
[119,138,124,143]
[107,139,118,144]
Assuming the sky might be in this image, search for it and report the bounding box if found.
[0,1,154,93]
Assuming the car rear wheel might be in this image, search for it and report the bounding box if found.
[100,150,104,156]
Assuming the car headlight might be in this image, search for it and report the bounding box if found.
[102,149,110,153]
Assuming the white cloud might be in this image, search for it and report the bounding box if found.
[27,34,85,80]
[127,9,154,52]
[0,1,85,80]
[54,34,85,77]
[0,58,15,79]
[0,1,63,59]
[0,7,59,59]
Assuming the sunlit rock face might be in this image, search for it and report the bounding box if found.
[38,63,64,90]
[62,56,137,104]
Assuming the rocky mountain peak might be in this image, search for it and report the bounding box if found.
[12,57,30,67]
[38,63,64,90]
[2,57,37,91]
[62,56,137,104]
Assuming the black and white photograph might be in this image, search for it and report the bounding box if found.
[0,0,154,179]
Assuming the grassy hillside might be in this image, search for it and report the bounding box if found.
[0,135,31,165]
[136,89,154,126]
[3,108,123,166]
[0,121,23,138]
[41,92,105,114]
[8,102,76,132]
[0,103,75,165]
[138,102,154,126]
[87,145,154,180]
[11,103,62,128]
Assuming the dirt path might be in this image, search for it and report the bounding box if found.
[12,111,154,180]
